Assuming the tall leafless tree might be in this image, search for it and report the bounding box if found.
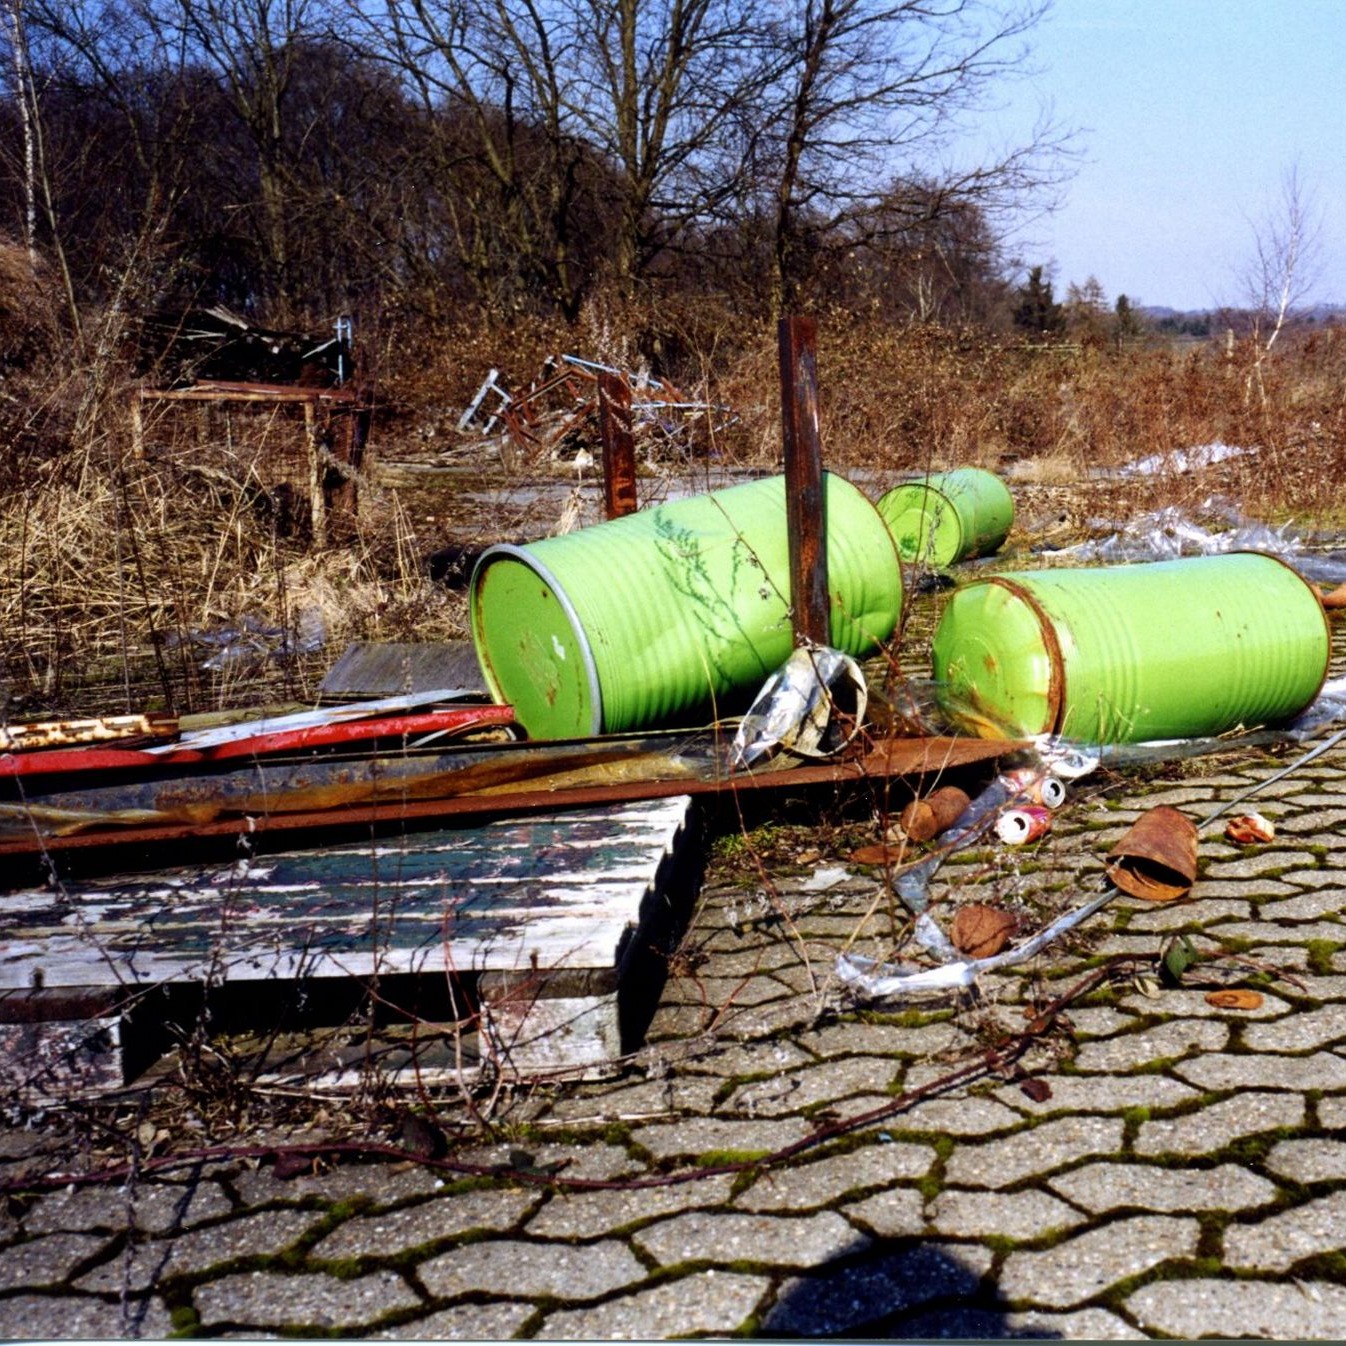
[750,0,1067,315]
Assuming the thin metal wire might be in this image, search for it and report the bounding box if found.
[1199,723,1346,830]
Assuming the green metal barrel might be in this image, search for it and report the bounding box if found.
[931,553,1330,744]
[471,473,903,739]
[876,468,1014,567]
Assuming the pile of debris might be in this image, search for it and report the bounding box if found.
[457,354,732,467]
[137,307,353,389]
[7,320,1346,1115]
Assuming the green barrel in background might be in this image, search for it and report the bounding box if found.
[931,553,1330,744]
[876,468,1014,567]
[471,473,903,739]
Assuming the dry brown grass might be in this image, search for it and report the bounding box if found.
[1,413,466,717]
[4,297,1346,717]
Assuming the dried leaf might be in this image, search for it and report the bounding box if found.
[950,903,1017,959]
[1204,988,1264,1011]
[850,843,902,867]
[1162,935,1200,984]
[1019,1078,1053,1102]
[273,1151,315,1180]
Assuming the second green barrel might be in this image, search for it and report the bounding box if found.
[931,553,1330,744]
[877,468,1014,567]
[471,473,903,739]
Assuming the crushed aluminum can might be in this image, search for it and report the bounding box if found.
[1225,811,1275,844]
[1106,804,1198,902]
[1002,767,1068,809]
[731,647,868,769]
[995,805,1053,845]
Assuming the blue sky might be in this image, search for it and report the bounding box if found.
[986,0,1346,311]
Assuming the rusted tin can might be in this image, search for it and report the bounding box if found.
[876,468,1014,568]
[470,473,902,739]
[932,553,1330,744]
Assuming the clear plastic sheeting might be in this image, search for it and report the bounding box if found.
[1036,674,1346,774]
[1099,440,1251,479]
[167,608,327,672]
[1050,498,1346,586]
[730,646,868,769]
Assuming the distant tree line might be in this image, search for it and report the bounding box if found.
[1,0,1072,344]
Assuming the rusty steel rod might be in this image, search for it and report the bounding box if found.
[598,371,638,519]
[778,316,829,646]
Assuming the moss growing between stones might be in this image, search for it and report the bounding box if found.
[1120,1105,1152,1145]
[167,1304,200,1337]
[1305,938,1339,974]
[694,1149,769,1167]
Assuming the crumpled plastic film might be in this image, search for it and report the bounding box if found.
[837,889,1116,1001]
[1032,674,1346,776]
[1049,499,1346,586]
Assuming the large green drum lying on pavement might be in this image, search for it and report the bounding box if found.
[876,468,1014,568]
[931,553,1331,744]
[471,473,903,739]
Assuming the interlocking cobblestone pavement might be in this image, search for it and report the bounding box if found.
[7,667,1346,1338]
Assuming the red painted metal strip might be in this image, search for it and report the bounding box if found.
[196,706,516,761]
[0,747,203,777]
[0,707,515,776]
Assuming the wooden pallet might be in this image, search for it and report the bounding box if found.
[0,796,695,1101]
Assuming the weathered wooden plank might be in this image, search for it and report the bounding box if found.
[481,993,621,1074]
[0,798,692,992]
[1,797,695,1091]
[1,1017,123,1101]
[319,642,489,700]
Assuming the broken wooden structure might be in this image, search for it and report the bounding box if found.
[130,380,371,545]
[0,796,696,1101]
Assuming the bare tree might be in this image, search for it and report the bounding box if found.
[367,0,606,317]
[1,0,82,333]
[135,0,347,321]
[563,0,774,290]
[365,0,776,311]
[1241,163,1322,357]
[750,0,1068,315]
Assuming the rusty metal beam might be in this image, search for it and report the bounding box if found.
[598,371,638,518]
[778,316,829,647]
[0,736,1025,858]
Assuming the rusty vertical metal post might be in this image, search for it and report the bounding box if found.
[598,371,638,518]
[779,315,829,646]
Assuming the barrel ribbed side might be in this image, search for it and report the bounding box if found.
[933,553,1329,744]
[472,473,903,738]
